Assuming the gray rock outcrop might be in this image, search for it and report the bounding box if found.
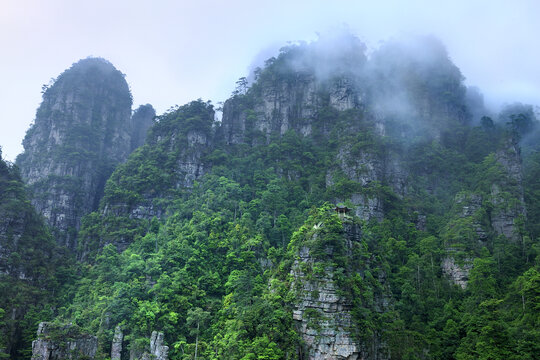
[333,146,385,222]
[17,57,148,248]
[291,219,389,359]
[441,192,488,288]
[220,56,364,146]
[111,325,123,360]
[442,255,473,289]
[130,104,156,152]
[490,140,526,241]
[31,322,97,360]
[129,331,168,360]
[292,245,360,359]
[149,331,169,360]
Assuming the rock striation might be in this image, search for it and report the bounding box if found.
[441,135,528,288]
[17,57,151,248]
[77,100,214,255]
[442,256,473,289]
[129,331,168,360]
[221,74,363,145]
[291,245,360,359]
[111,325,123,360]
[290,216,389,359]
[490,139,527,241]
[130,104,156,152]
[31,322,98,360]
[149,331,169,360]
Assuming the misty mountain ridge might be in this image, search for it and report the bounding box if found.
[1,33,540,360]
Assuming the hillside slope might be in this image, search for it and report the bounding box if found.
[2,34,540,360]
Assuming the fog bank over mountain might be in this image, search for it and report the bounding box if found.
[1,0,539,160]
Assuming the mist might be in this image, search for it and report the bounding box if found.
[1,0,539,161]
[244,32,483,138]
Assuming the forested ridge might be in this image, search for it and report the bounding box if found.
[1,35,540,359]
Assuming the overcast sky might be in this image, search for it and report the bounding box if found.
[1,0,539,161]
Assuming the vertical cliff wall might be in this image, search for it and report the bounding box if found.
[31,322,98,360]
[77,100,215,256]
[17,58,138,248]
[289,208,390,359]
[130,104,156,152]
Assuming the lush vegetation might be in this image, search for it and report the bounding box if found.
[0,150,75,359]
[67,95,540,359]
[2,37,540,359]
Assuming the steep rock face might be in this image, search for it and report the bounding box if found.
[441,192,488,288]
[330,145,385,222]
[490,139,526,241]
[104,100,214,218]
[441,138,528,287]
[78,100,214,255]
[130,104,156,151]
[292,245,360,359]
[220,36,367,146]
[17,58,135,248]
[31,322,98,360]
[221,74,319,144]
[129,331,168,360]
[290,215,388,359]
[222,75,363,145]
[0,156,53,279]
[110,326,123,360]
[328,136,408,222]
[441,256,473,289]
[149,331,169,360]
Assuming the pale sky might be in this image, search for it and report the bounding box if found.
[1,0,539,161]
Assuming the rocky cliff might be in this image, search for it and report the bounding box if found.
[292,244,361,359]
[110,326,123,360]
[440,135,528,288]
[218,36,467,224]
[126,330,168,360]
[16,34,539,360]
[290,209,389,359]
[440,192,485,288]
[77,100,214,256]
[130,104,156,152]
[221,74,364,145]
[16,58,150,249]
[0,153,54,280]
[490,138,527,241]
[31,322,98,360]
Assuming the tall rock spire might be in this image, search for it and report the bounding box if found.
[17,57,135,248]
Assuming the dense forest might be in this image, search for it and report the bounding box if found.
[1,34,539,360]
